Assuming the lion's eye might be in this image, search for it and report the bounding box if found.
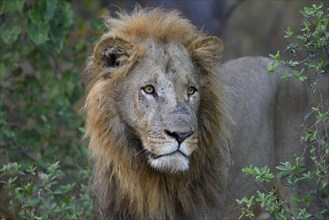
[187,86,197,95]
[143,85,155,94]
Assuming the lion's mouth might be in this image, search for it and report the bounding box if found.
[149,150,189,159]
[146,147,190,173]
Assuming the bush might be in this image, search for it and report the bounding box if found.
[237,4,328,219]
[0,162,93,219]
[0,0,86,167]
[0,0,95,218]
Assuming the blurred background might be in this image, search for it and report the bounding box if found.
[0,0,328,219]
[75,0,328,60]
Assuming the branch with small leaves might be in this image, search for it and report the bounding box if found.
[238,4,329,219]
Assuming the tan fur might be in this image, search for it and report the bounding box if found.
[84,7,308,220]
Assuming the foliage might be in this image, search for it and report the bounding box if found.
[0,162,93,219]
[0,0,96,218]
[237,4,329,219]
[0,0,86,167]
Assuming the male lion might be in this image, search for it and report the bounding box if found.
[84,8,308,219]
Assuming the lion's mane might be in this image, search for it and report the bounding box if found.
[84,7,231,219]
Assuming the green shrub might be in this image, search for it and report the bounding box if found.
[0,0,86,167]
[0,162,93,219]
[0,0,95,218]
[237,4,328,219]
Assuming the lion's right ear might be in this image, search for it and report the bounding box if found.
[93,37,133,75]
[190,36,224,72]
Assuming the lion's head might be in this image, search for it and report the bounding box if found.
[85,8,227,173]
[84,7,231,219]
[112,41,201,173]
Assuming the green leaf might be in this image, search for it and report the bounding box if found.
[44,0,58,22]
[26,165,37,175]
[269,51,281,61]
[16,0,25,13]
[280,70,291,79]
[0,20,21,45]
[286,43,300,54]
[276,162,291,171]
[285,60,299,67]
[312,3,323,11]
[0,63,6,76]
[78,127,86,134]
[46,82,60,100]
[301,22,311,32]
[49,19,64,51]
[274,51,281,61]
[297,34,307,41]
[298,75,307,81]
[276,171,291,178]
[242,165,252,174]
[267,61,278,73]
[20,44,34,56]
[27,20,49,45]
[284,26,293,38]
[59,2,74,28]
[28,5,44,27]
[302,171,313,180]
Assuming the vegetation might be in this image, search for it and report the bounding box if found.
[237,4,329,219]
[1,162,93,219]
[0,0,95,218]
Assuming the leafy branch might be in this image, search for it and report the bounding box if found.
[238,4,329,219]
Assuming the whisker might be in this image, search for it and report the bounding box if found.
[135,148,147,157]
[186,140,198,144]
[149,139,174,144]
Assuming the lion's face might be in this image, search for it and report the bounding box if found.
[114,40,200,173]
[89,31,223,174]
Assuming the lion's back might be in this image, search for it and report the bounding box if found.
[219,57,309,217]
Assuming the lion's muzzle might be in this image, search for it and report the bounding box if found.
[145,128,197,173]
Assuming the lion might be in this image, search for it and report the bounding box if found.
[83,7,308,219]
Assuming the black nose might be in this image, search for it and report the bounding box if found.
[164,130,193,144]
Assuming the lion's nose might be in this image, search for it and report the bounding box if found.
[164,130,193,144]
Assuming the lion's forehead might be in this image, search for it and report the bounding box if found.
[137,40,196,82]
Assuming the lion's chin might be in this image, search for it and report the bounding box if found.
[148,153,189,174]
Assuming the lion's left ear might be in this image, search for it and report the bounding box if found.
[83,36,144,87]
[190,36,224,71]
[93,37,133,75]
